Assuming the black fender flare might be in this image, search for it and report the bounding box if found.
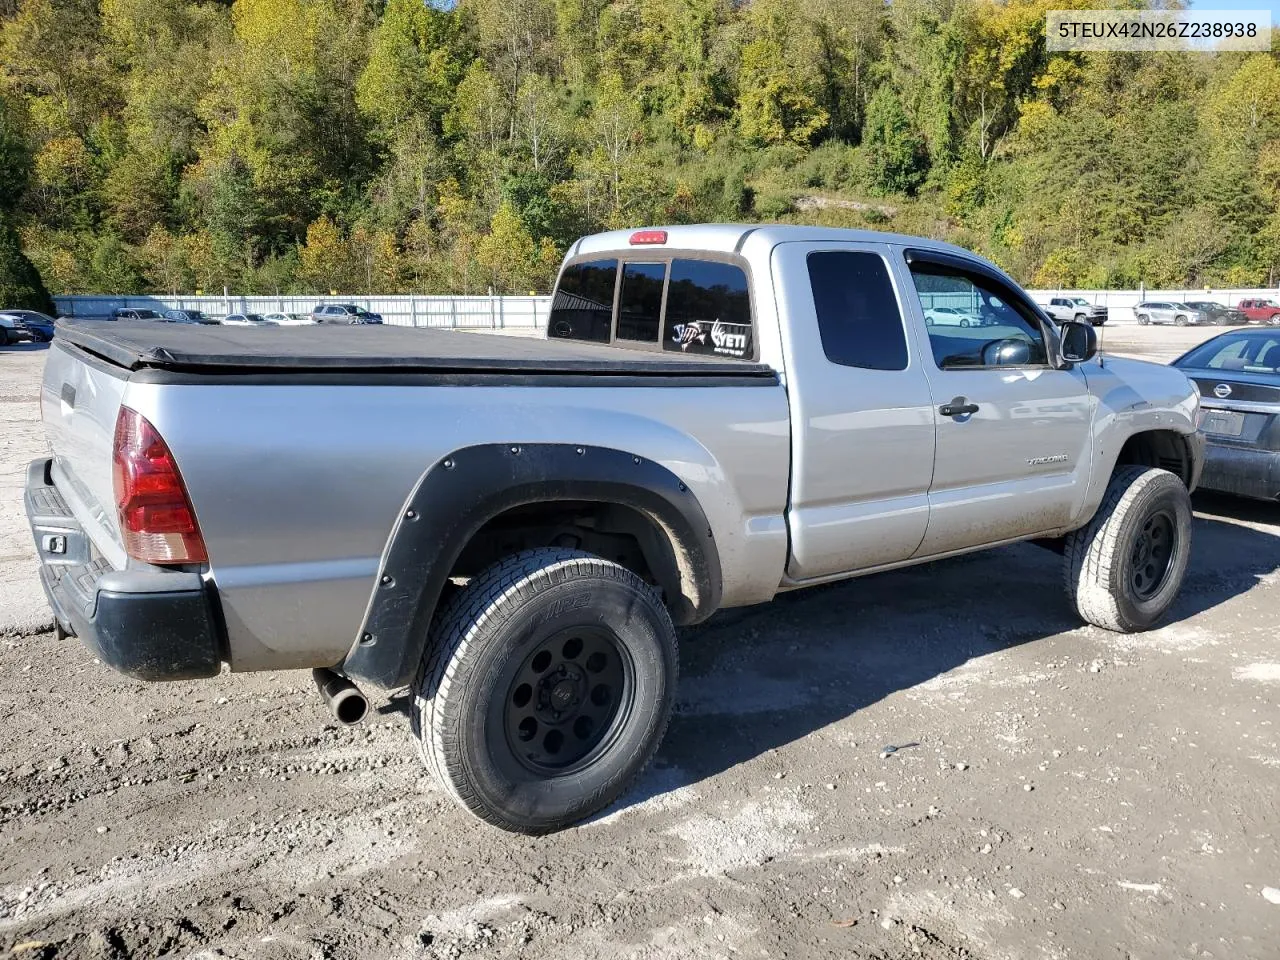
[342,443,722,689]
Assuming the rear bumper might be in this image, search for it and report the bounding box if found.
[1198,441,1280,501]
[24,458,224,680]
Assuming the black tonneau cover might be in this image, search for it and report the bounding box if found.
[57,320,776,379]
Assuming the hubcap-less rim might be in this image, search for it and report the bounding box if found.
[504,627,631,775]
[1130,509,1176,600]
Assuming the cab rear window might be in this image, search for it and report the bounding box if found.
[548,256,754,359]
[663,260,752,359]
[549,259,616,343]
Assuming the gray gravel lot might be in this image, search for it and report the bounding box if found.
[1,326,1278,960]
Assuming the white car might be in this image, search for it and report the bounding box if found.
[263,312,314,326]
[925,306,981,327]
[221,313,275,327]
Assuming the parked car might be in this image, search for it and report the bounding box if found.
[0,311,36,345]
[221,313,274,326]
[924,305,981,327]
[1183,301,1247,326]
[1173,329,1280,500]
[263,312,314,326]
[162,309,212,324]
[1236,298,1280,325]
[111,307,166,321]
[1041,297,1107,326]
[1133,301,1210,326]
[26,224,1202,834]
[311,303,383,324]
[0,309,56,342]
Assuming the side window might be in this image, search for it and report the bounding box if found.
[806,251,908,371]
[617,262,666,342]
[549,259,617,343]
[663,259,752,358]
[909,263,1049,369]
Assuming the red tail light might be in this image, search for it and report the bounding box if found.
[629,230,668,245]
[112,407,208,564]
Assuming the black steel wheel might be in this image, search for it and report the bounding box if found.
[413,548,678,834]
[1129,509,1176,600]
[503,626,631,775]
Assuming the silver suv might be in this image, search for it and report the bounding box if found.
[1134,302,1209,326]
[310,303,384,325]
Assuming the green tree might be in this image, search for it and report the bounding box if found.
[735,0,827,147]
[0,216,53,311]
[863,86,927,194]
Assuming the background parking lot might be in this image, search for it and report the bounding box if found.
[1,327,1277,960]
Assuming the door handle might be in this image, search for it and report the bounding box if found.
[939,397,979,417]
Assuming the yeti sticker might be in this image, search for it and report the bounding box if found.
[670,319,752,359]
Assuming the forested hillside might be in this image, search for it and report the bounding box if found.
[0,0,1278,299]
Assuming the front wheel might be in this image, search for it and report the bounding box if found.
[1063,466,1192,633]
[959,318,970,327]
[1174,314,1188,326]
[413,548,677,833]
[1136,314,1149,325]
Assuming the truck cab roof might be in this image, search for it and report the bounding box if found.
[571,223,1001,271]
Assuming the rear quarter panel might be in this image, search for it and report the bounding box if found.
[121,379,791,672]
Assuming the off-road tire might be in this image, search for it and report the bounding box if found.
[412,548,678,834]
[1064,466,1192,633]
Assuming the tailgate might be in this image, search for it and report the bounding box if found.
[41,341,129,569]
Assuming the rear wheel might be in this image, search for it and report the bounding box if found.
[1064,466,1192,633]
[413,548,677,833]
[0,327,8,346]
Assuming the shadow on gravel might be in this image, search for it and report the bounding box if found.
[0,341,51,352]
[620,502,1280,811]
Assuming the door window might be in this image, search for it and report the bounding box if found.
[807,251,908,371]
[908,262,1049,369]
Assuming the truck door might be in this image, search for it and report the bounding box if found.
[773,242,936,580]
[897,248,1094,557]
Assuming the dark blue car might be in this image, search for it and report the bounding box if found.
[0,309,56,343]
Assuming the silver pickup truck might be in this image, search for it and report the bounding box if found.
[26,224,1203,833]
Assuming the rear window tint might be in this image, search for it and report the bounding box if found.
[549,259,617,342]
[807,251,908,371]
[617,262,666,342]
[663,260,752,359]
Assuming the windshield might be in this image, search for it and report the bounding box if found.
[1177,333,1280,372]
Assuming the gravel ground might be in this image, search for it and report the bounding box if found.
[2,325,1278,960]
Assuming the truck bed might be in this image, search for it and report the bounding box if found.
[56,320,777,381]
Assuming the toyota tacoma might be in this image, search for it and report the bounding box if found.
[26,225,1203,832]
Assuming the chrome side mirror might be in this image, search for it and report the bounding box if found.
[980,338,1032,366]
